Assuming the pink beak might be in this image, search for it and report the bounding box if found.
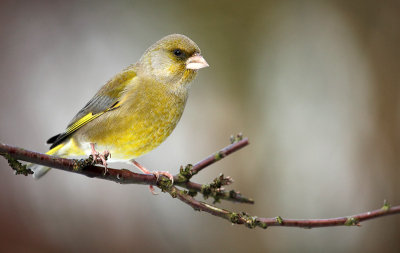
[186,54,209,70]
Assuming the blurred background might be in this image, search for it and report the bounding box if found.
[0,0,399,252]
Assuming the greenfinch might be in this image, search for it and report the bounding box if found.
[30,34,208,183]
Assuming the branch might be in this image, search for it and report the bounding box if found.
[164,187,400,229]
[189,133,248,176]
[1,136,400,229]
[0,142,156,185]
[0,137,252,203]
[255,202,400,228]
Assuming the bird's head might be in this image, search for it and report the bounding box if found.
[139,34,208,88]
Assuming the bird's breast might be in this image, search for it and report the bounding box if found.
[81,81,188,161]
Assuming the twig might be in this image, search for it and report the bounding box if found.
[189,136,249,176]
[177,176,254,204]
[0,143,156,185]
[1,138,400,229]
[163,186,400,229]
[0,139,252,203]
[255,204,400,228]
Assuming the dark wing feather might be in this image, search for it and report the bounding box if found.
[47,68,137,148]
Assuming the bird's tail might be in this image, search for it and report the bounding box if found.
[29,163,51,179]
[28,144,64,179]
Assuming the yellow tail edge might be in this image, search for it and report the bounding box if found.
[29,143,65,179]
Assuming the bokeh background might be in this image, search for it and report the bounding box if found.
[0,0,399,252]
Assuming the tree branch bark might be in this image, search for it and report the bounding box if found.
[1,136,399,229]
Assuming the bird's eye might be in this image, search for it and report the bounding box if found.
[173,49,182,57]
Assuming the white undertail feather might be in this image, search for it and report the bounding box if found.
[29,164,51,179]
[28,142,66,179]
[29,140,92,179]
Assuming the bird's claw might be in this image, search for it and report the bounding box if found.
[153,171,174,184]
[149,185,158,195]
[132,160,174,194]
[90,143,110,175]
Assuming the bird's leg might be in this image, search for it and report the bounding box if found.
[131,160,174,195]
[90,143,110,175]
[132,160,174,183]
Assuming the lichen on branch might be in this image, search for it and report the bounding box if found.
[1,136,399,229]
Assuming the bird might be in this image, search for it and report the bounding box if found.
[29,34,208,192]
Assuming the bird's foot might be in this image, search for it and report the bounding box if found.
[132,160,174,195]
[90,143,110,175]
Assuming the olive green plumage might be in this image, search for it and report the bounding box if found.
[31,34,208,178]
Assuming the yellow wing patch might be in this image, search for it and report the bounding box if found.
[46,142,64,155]
[65,100,122,136]
[65,112,103,135]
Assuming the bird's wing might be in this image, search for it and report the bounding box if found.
[47,68,137,148]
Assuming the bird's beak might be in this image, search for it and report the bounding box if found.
[186,54,209,70]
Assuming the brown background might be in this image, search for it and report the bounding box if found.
[0,0,399,252]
